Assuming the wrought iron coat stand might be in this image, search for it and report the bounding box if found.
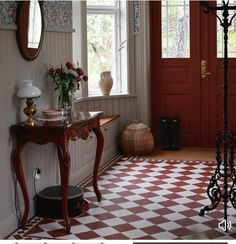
[199,1,236,232]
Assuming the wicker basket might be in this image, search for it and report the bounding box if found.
[121,121,154,155]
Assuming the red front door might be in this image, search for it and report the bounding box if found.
[151,1,236,147]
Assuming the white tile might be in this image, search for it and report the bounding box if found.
[149,196,169,203]
[112,209,133,217]
[173,197,192,204]
[121,175,139,181]
[115,181,132,186]
[138,182,155,188]
[143,203,164,211]
[164,212,186,221]
[102,193,121,199]
[130,188,149,194]
[137,211,156,219]
[88,207,107,215]
[130,219,153,228]
[70,225,91,234]
[124,195,144,201]
[94,227,118,236]
[58,233,81,239]
[158,222,182,231]
[118,201,139,209]
[39,222,63,231]
[78,216,99,224]
[107,186,126,193]
[169,204,189,212]
[28,231,52,238]
[97,199,114,207]
[103,217,126,226]
[152,231,178,239]
[123,229,147,239]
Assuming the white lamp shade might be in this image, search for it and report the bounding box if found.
[17,80,41,98]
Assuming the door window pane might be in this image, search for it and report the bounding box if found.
[162,0,190,58]
[217,0,236,58]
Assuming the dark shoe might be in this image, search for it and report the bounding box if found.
[160,116,171,150]
[171,117,180,150]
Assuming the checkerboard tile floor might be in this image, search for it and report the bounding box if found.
[7,155,236,240]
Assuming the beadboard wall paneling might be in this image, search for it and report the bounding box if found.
[74,96,138,131]
[0,29,72,238]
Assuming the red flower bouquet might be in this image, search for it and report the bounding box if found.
[48,61,88,109]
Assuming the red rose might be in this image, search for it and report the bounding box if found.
[55,68,62,74]
[83,75,88,81]
[66,61,73,69]
[48,68,54,75]
[76,68,84,76]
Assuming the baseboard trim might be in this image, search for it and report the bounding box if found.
[2,200,35,239]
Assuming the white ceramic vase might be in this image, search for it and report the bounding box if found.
[99,71,113,95]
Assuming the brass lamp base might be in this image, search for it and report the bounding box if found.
[25,117,37,126]
[23,98,37,126]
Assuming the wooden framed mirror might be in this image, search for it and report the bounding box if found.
[16,1,44,61]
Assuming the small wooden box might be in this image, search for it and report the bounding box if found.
[36,185,86,219]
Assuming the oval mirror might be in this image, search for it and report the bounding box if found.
[17,1,44,61]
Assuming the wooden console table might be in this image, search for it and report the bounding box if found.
[11,111,104,233]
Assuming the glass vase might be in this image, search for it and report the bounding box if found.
[58,88,72,114]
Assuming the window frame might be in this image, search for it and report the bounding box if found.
[87,1,120,95]
[86,0,128,96]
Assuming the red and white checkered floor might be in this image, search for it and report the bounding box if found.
[8,155,236,240]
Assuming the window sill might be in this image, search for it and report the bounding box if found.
[74,93,137,102]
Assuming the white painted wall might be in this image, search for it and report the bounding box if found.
[0,1,150,238]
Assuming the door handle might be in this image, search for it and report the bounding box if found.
[201,60,211,78]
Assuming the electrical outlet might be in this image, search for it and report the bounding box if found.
[33,167,41,180]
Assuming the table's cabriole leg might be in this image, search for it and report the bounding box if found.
[12,140,29,228]
[57,141,71,233]
[92,126,104,202]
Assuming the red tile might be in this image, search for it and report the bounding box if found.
[116,190,134,196]
[165,193,182,199]
[94,212,116,220]
[105,233,129,239]
[128,206,150,213]
[185,202,204,209]
[25,226,44,235]
[125,185,141,190]
[147,216,169,224]
[179,209,200,217]
[111,198,129,204]
[76,230,100,239]
[86,221,109,230]
[130,179,145,184]
[176,218,197,226]
[140,225,165,234]
[48,228,70,238]
[154,208,174,215]
[135,199,154,205]
[103,204,123,212]
[141,192,159,198]
[171,227,190,237]
[113,223,136,232]
[136,235,155,239]
[159,200,178,207]
[121,214,143,222]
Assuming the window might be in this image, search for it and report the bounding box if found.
[217,0,236,58]
[161,0,190,58]
[86,0,128,96]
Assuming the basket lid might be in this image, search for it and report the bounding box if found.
[125,121,150,133]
